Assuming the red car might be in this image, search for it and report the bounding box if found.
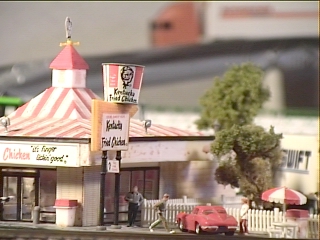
[176,205,238,235]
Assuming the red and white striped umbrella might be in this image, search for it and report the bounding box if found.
[262,186,307,206]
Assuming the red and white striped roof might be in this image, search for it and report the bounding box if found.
[4,87,202,138]
[12,87,97,119]
[1,41,203,138]
[2,117,202,138]
[49,44,89,70]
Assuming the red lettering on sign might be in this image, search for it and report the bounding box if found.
[108,65,119,88]
[3,148,30,161]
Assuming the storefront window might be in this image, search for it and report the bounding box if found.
[144,169,159,200]
[39,169,56,222]
[104,167,159,224]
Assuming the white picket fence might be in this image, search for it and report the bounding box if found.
[141,201,319,239]
[226,208,319,238]
[141,202,198,228]
[143,196,200,205]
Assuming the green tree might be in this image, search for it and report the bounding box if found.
[195,62,270,130]
[211,125,283,206]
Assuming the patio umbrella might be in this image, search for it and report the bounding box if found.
[261,186,307,213]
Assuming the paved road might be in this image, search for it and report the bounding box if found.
[0,222,271,240]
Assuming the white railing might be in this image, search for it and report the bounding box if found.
[141,203,198,227]
[225,207,319,238]
[143,196,201,205]
[225,207,285,232]
[308,216,319,239]
[141,197,201,227]
[141,201,319,238]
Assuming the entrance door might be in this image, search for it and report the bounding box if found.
[1,171,39,221]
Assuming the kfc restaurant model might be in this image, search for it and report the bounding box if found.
[0,20,211,227]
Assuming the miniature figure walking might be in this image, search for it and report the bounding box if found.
[124,186,144,227]
[149,193,175,234]
[239,197,249,234]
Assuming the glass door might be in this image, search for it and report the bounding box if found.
[21,177,36,221]
[2,176,18,220]
[1,173,38,221]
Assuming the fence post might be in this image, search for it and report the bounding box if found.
[248,209,252,232]
[274,207,280,222]
[183,195,187,204]
[141,200,146,227]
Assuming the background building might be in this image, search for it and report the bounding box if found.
[0,2,318,134]
[0,1,317,67]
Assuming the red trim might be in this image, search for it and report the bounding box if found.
[73,130,90,138]
[86,88,99,99]
[50,45,89,70]
[21,119,63,136]
[47,88,70,118]
[222,10,318,19]
[272,12,318,18]
[108,65,119,88]
[133,66,144,89]
[73,89,91,112]
[56,122,87,137]
[30,87,55,117]
[13,102,28,117]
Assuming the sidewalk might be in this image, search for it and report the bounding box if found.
[0,221,269,237]
[0,221,177,234]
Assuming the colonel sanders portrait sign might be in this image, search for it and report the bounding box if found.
[102,63,144,104]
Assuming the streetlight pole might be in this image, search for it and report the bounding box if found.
[112,150,122,228]
[98,150,107,230]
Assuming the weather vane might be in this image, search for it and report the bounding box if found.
[60,17,79,47]
[66,17,72,39]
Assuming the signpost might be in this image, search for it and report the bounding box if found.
[107,159,120,173]
[91,63,144,229]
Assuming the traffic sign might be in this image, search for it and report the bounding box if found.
[107,160,119,173]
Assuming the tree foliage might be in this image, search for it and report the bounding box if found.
[211,125,283,205]
[195,62,270,130]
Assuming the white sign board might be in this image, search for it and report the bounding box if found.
[0,141,80,167]
[107,159,120,173]
[101,113,130,151]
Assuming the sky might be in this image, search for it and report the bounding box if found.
[0,1,169,66]
[0,1,317,67]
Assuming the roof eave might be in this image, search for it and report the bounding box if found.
[129,135,214,142]
[0,136,91,144]
[0,135,214,144]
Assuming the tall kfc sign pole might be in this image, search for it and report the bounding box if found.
[91,63,144,229]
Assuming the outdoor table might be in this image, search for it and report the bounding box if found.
[272,222,298,238]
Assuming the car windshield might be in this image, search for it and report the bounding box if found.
[217,209,226,214]
[202,210,215,215]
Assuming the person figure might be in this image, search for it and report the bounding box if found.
[239,197,249,234]
[124,186,144,227]
[149,193,175,234]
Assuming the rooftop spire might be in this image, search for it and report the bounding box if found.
[50,17,89,71]
[60,17,80,47]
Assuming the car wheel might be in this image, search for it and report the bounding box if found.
[195,223,202,235]
[178,219,186,232]
[225,231,235,236]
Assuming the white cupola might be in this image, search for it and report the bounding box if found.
[49,17,89,88]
